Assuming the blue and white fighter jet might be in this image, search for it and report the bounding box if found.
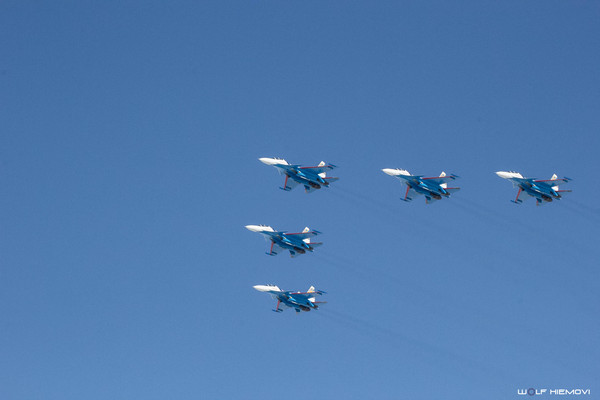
[259,157,339,193]
[496,171,572,205]
[253,284,326,313]
[245,225,323,257]
[382,168,460,204]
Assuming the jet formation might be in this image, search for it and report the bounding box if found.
[251,157,574,313]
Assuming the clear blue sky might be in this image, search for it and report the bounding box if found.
[1,1,599,399]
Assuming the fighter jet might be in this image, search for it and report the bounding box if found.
[253,284,326,313]
[382,168,460,204]
[245,225,322,257]
[259,157,339,193]
[496,171,572,205]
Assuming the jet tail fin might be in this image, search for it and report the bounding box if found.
[440,171,448,188]
[318,161,326,167]
[440,171,448,189]
[550,173,559,190]
[307,285,316,303]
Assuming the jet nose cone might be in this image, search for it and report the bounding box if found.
[253,285,270,292]
[496,171,511,179]
[259,157,277,165]
[245,225,262,232]
[382,168,399,176]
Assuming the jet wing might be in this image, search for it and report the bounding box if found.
[421,175,458,185]
[291,291,325,297]
[281,175,300,191]
[273,299,291,312]
[266,242,286,256]
[299,164,336,174]
[304,185,319,194]
[534,178,571,187]
[424,195,441,204]
[284,230,320,240]
[511,188,530,204]
[284,294,312,303]
[401,186,418,202]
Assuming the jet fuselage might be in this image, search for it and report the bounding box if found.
[253,285,324,313]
